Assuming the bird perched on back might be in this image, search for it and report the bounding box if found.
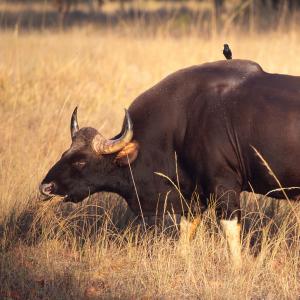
[223,44,232,60]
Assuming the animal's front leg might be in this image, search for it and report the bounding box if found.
[178,215,202,258]
[180,196,208,242]
[180,215,202,243]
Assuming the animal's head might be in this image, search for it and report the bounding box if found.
[40,108,139,203]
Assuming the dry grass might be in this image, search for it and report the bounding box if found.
[1,10,300,298]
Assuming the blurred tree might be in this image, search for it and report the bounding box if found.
[214,0,299,33]
[214,0,224,31]
[53,0,104,26]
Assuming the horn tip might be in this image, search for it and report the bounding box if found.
[124,108,133,129]
[71,106,79,139]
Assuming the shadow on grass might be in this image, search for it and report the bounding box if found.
[0,259,84,299]
[0,248,106,300]
[0,191,182,251]
[1,191,299,256]
[1,192,300,299]
[0,193,136,248]
[241,192,300,255]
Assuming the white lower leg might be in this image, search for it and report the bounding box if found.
[220,218,242,267]
[178,216,201,257]
[189,217,201,241]
[179,215,190,245]
[179,216,201,243]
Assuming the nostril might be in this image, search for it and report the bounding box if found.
[40,182,56,196]
[44,185,52,193]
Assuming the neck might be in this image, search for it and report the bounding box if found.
[98,166,135,201]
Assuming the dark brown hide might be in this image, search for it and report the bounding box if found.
[41,59,300,222]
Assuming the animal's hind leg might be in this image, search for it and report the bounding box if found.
[209,180,242,268]
[220,217,242,267]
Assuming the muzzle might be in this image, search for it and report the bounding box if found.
[39,182,57,199]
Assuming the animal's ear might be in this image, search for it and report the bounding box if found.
[114,141,139,167]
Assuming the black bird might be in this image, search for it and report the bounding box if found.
[223,44,232,60]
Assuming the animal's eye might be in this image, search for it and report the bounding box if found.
[72,161,87,169]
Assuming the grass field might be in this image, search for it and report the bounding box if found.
[1,6,300,298]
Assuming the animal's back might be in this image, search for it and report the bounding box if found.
[129,59,265,140]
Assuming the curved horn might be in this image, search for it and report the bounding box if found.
[93,109,133,154]
[70,106,79,140]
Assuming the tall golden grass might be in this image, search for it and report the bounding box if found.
[1,11,300,298]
